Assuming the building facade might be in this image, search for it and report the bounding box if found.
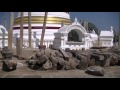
[99,26,114,47]
[53,18,98,50]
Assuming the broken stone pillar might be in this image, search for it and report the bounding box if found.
[16,37,22,58]
[2,60,17,72]
[1,46,13,60]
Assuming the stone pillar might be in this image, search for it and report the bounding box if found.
[20,12,23,48]
[8,12,14,50]
[40,12,48,45]
[2,14,6,47]
[16,37,22,57]
[28,12,32,48]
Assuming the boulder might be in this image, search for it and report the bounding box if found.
[44,50,51,58]
[103,59,110,67]
[43,60,52,70]
[50,51,56,57]
[64,61,70,70]
[85,66,105,76]
[65,48,71,52]
[69,58,77,69]
[74,58,80,66]
[52,63,57,70]
[76,53,82,60]
[110,55,118,66]
[36,51,44,58]
[2,60,17,71]
[57,58,66,70]
[77,56,88,70]
[66,52,73,58]
[71,50,77,57]
[27,59,38,65]
[57,53,64,58]
[37,55,48,64]
[49,56,59,64]
[58,58,66,66]
[91,54,104,61]
[89,59,96,66]
[29,64,41,70]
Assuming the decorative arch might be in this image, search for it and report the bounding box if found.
[63,24,87,42]
[0,25,8,33]
[66,25,86,34]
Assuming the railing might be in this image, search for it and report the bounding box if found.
[22,40,53,48]
[66,41,85,45]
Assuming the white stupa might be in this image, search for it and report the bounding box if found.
[13,12,71,48]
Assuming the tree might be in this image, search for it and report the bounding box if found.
[88,22,99,35]
[113,30,119,43]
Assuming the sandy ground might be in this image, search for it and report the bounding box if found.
[0,48,120,78]
[0,60,120,78]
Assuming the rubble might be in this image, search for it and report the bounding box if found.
[1,46,120,76]
[25,47,120,71]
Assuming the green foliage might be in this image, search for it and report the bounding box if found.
[88,22,99,35]
[113,30,119,43]
[81,21,99,35]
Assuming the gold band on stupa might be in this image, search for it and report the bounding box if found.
[14,16,71,25]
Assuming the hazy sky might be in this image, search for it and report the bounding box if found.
[0,12,119,32]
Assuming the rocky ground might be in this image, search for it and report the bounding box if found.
[0,47,120,78]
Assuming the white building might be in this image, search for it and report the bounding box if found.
[99,26,114,47]
[53,18,98,50]
[0,12,114,50]
[13,12,71,48]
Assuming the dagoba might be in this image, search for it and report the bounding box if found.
[13,12,71,48]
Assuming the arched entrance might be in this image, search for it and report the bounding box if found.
[67,28,85,42]
[68,30,79,42]
[66,25,86,43]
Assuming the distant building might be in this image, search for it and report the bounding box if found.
[99,26,114,47]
